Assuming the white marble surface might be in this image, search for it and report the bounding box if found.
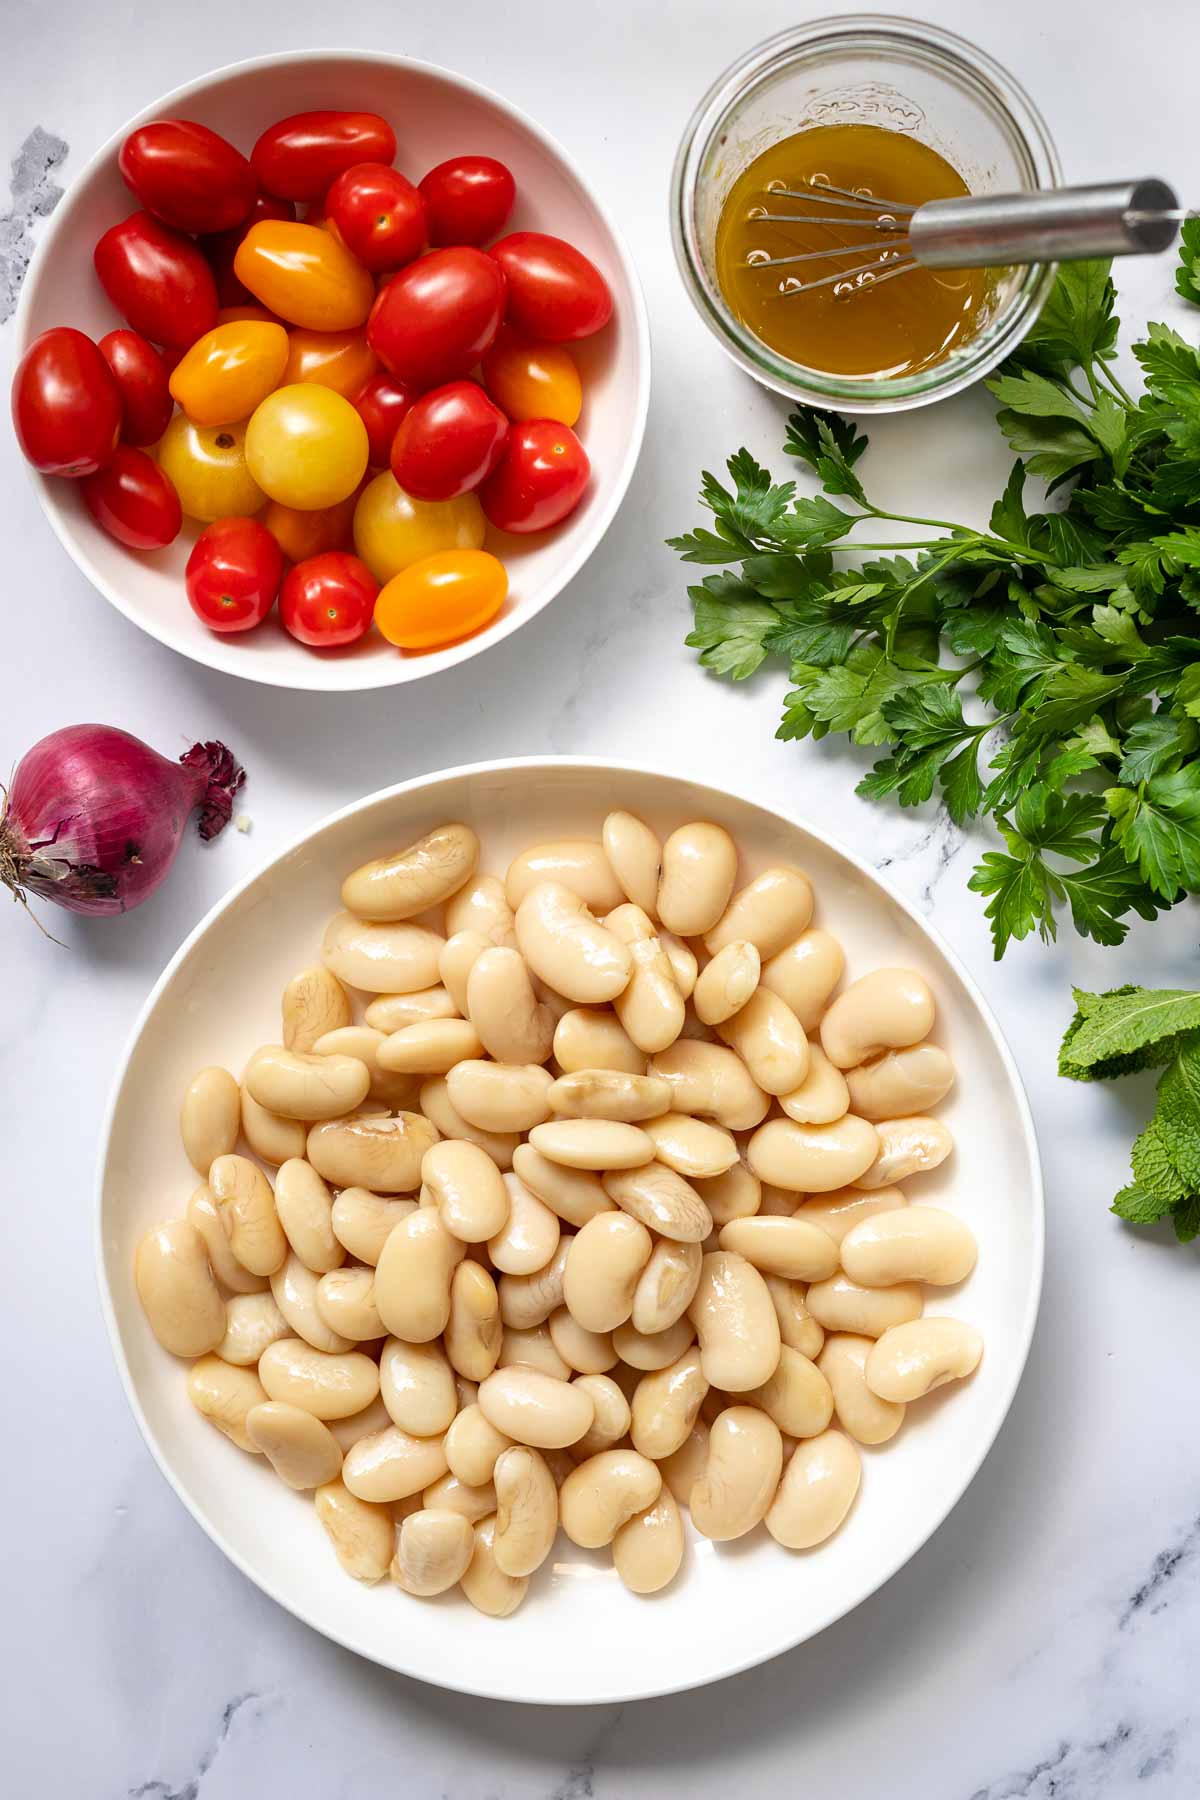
[4,1,1200,1793]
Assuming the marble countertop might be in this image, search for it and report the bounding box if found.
[5,1,1200,1793]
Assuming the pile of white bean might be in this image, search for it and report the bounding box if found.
[135,813,982,1615]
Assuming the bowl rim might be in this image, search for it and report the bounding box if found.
[15,49,652,694]
[95,753,1044,1704]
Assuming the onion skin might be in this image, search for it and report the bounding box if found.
[1,725,245,916]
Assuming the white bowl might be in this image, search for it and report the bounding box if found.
[98,758,1042,1704]
[16,52,650,691]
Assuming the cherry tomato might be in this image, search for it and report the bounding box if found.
[480,418,590,533]
[252,111,397,203]
[389,379,508,501]
[94,212,218,349]
[11,327,121,476]
[80,444,182,549]
[263,490,360,562]
[97,329,173,446]
[169,320,290,427]
[234,221,375,331]
[367,247,506,388]
[419,156,515,247]
[186,516,283,632]
[217,304,285,326]
[325,163,426,272]
[481,333,582,427]
[351,370,418,465]
[203,192,296,306]
[157,414,264,521]
[119,120,255,234]
[284,327,377,397]
[375,549,507,649]
[280,550,378,646]
[489,233,612,342]
[245,383,369,510]
[353,469,484,583]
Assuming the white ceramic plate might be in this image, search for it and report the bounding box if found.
[98,759,1042,1704]
[16,52,650,691]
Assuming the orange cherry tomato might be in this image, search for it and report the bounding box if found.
[169,321,290,427]
[262,489,360,561]
[284,327,378,397]
[218,304,284,326]
[374,548,507,650]
[481,335,582,427]
[233,221,376,331]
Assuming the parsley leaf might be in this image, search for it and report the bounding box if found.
[685,577,780,680]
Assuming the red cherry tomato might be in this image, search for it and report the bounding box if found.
[97,330,173,445]
[280,551,378,647]
[489,233,612,342]
[419,155,515,247]
[352,370,418,465]
[203,193,297,307]
[367,247,506,388]
[118,120,255,234]
[11,327,122,476]
[480,418,590,533]
[389,379,509,502]
[252,111,397,202]
[325,162,426,272]
[80,444,182,549]
[94,212,218,348]
[186,516,283,632]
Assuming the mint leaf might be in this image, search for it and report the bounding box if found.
[1112,1183,1175,1224]
[1172,1194,1200,1242]
[1156,1039,1200,1190]
[1059,986,1200,1075]
[1130,1116,1190,1206]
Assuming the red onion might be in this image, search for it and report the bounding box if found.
[1,725,245,917]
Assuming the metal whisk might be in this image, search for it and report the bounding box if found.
[748,177,1187,298]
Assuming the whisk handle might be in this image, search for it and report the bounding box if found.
[909,178,1180,269]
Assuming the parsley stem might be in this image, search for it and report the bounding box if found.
[1097,361,1136,408]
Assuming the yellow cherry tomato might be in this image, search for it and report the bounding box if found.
[375,550,508,650]
[218,304,284,326]
[245,383,369,510]
[233,221,376,331]
[284,328,377,397]
[482,335,582,427]
[353,470,485,583]
[263,489,360,562]
[156,414,264,521]
[169,321,290,428]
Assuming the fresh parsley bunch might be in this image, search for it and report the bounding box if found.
[669,251,1200,958]
[1060,985,1200,1241]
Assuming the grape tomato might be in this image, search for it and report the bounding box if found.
[234,220,375,331]
[12,327,122,476]
[490,232,612,341]
[244,383,369,511]
[284,328,377,397]
[374,548,507,649]
[389,379,509,501]
[367,246,506,388]
[81,444,182,550]
[119,120,255,235]
[351,370,417,465]
[480,418,590,533]
[186,516,283,632]
[169,320,290,428]
[353,469,485,583]
[482,334,582,426]
[252,111,397,202]
[263,491,359,562]
[326,163,426,272]
[94,212,219,348]
[419,155,515,247]
[157,414,264,521]
[98,330,174,446]
[203,192,297,306]
[280,551,378,646]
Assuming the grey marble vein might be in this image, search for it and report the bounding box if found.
[0,126,68,321]
[126,1692,264,1800]
[966,1722,1178,1799]
[1119,1513,1200,1629]
[873,802,965,911]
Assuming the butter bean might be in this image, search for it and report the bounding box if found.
[311,1026,421,1111]
[322,911,445,994]
[548,1068,672,1123]
[444,1260,503,1380]
[273,1158,343,1273]
[865,1317,983,1400]
[240,1086,306,1166]
[657,822,737,937]
[488,1174,560,1275]
[759,929,845,1030]
[515,881,632,1004]
[499,1323,571,1380]
[327,1395,393,1453]
[858,1115,954,1187]
[694,941,761,1025]
[559,1448,662,1548]
[528,1118,655,1173]
[342,1424,448,1501]
[748,1344,833,1438]
[842,1205,976,1286]
[643,1112,738,1180]
[630,1347,708,1460]
[377,1017,485,1074]
[307,1112,439,1193]
[717,1215,839,1282]
[365,987,459,1031]
[460,1516,528,1617]
[763,1275,824,1359]
[690,1406,782,1541]
[478,1366,595,1449]
[846,1043,955,1120]
[719,989,810,1095]
[245,1044,370,1121]
[438,928,490,1015]
[208,1154,286,1276]
[631,1238,703,1334]
[246,1401,342,1489]
[342,822,479,921]
[689,1250,780,1391]
[187,1355,267,1451]
[493,1447,559,1576]
[511,1144,612,1227]
[506,839,624,915]
[660,932,698,1000]
[818,1334,905,1444]
[553,1007,646,1076]
[444,1403,512,1486]
[694,1158,761,1227]
[380,1336,457,1437]
[778,1042,849,1125]
[330,1188,418,1264]
[821,968,935,1069]
[421,1138,510,1243]
[375,1208,463,1341]
[648,1041,769,1132]
[315,1479,394,1582]
[467,945,555,1065]
[614,1316,695,1371]
[393,1507,476,1595]
[445,873,517,949]
[499,1238,571,1329]
[747,1115,880,1193]
[282,965,352,1053]
[271,1253,353,1352]
[569,1374,631,1458]
[605,904,685,1054]
[180,1067,240,1175]
[765,1428,860,1548]
[805,1273,923,1337]
[419,1076,519,1170]
[659,1420,710,1506]
[423,1472,497,1522]
[448,1060,554,1134]
[602,811,661,917]
[186,1186,266,1295]
[794,1185,907,1244]
[706,867,814,960]
[563,1212,653,1332]
[258,1337,380,1419]
[759,1184,798,1216]
[603,1163,712,1243]
[316,1267,383,1342]
[613,1489,684,1594]
[547,1308,618,1375]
